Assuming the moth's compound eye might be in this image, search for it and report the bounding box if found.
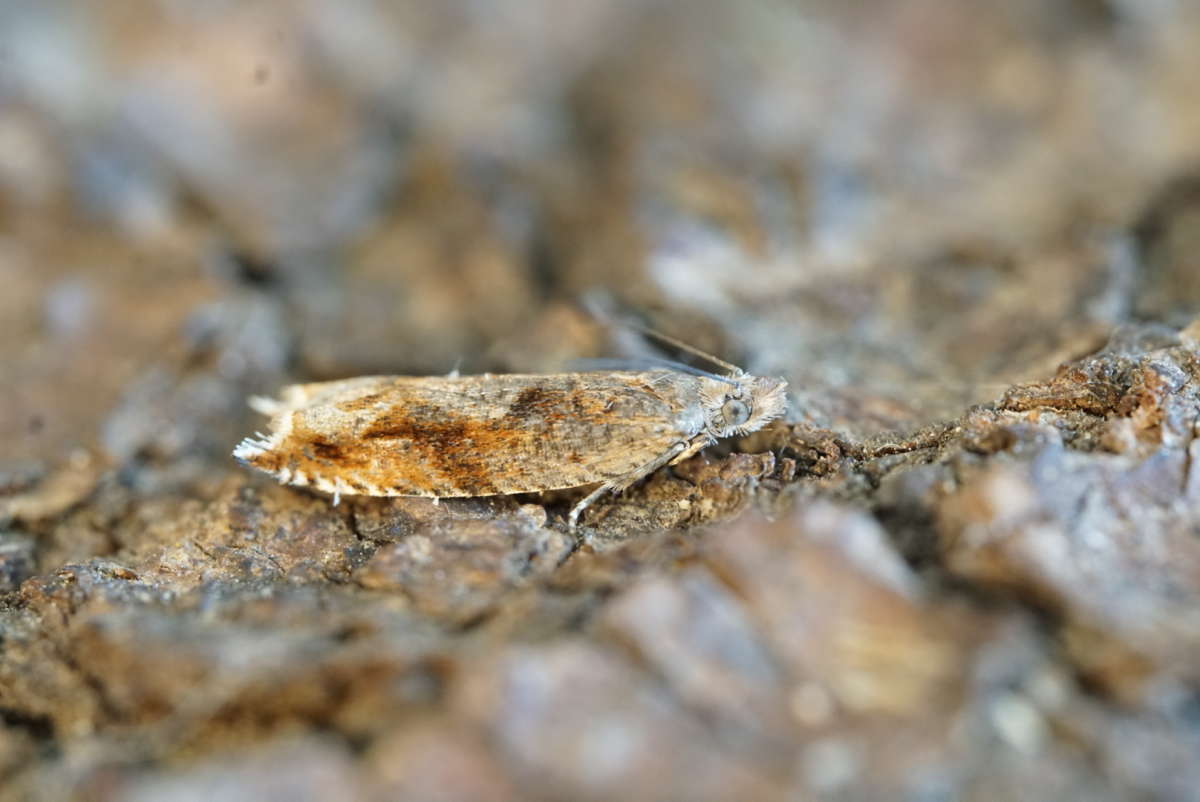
[721,398,750,428]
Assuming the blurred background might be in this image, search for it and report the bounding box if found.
[4,1,1200,799]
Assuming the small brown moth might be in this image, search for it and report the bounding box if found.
[233,343,787,528]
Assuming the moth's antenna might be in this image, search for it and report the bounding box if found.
[629,323,744,376]
[579,290,745,376]
[570,357,738,385]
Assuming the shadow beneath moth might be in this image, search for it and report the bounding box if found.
[233,351,787,529]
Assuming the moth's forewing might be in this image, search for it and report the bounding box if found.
[236,372,695,497]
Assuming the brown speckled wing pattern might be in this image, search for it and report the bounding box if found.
[237,372,695,497]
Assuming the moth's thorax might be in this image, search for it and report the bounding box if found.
[672,391,709,436]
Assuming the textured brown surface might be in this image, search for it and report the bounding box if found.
[4,2,1200,800]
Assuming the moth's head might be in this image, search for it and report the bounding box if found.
[710,374,788,437]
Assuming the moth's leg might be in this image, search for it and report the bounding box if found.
[667,434,715,466]
[573,434,711,530]
[567,484,614,531]
[568,440,689,530]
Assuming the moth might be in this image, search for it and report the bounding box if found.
[233,339,787,528]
